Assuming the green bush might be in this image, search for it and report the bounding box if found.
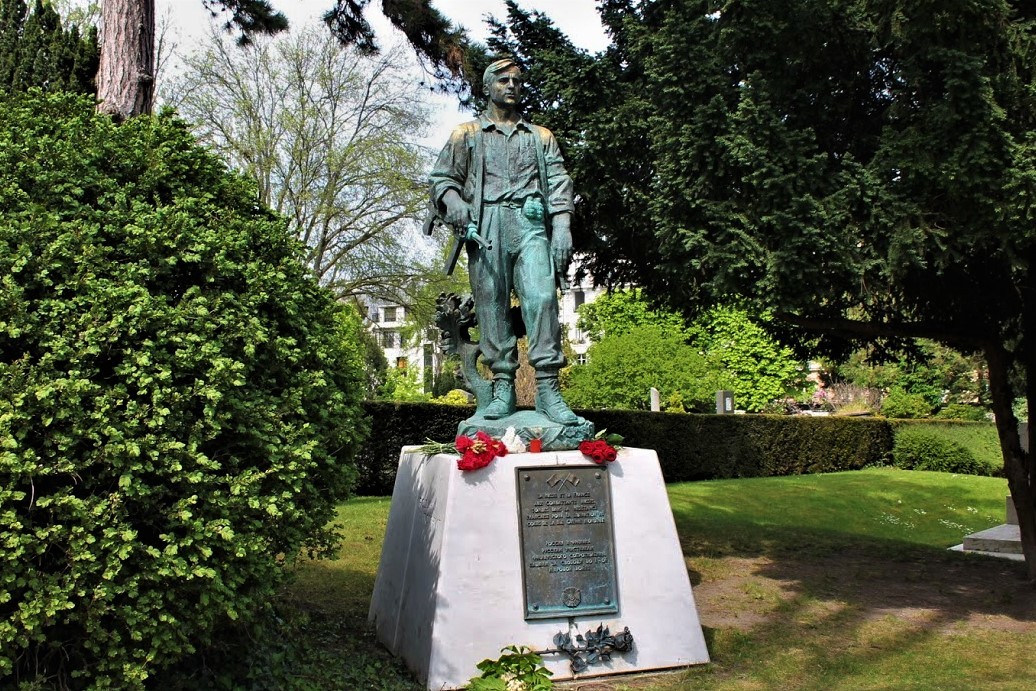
[355,402,471,494]
[892,431,988,475]
[890,420,1002,476]
[585,410,893,481]
[0,92,367,688]
[881,387,933,418]
[935,403,990,421]
[356,408,1003,496]
[358,404,894,492]
[565,324,726,412]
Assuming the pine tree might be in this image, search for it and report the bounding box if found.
[0,0,98,96]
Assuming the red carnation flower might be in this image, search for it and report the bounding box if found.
[454,432,507,471]
[580,438,618,465]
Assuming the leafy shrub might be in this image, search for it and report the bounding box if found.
[690,305,806,412]
[935,403,989,421]
[585,411,893,481]
[565,325,727,412]
[355,402,470,494]
[0,92,367,687]
[891,420,1002,476]
[431,388,475,406]
[881,387,933,418]
[1013,397,1028,423]
[378,364,432,402]
[892,431,989,475]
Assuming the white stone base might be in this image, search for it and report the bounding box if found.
[368,447,709,690]
[951,496,1025,561]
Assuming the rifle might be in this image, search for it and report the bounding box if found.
[422,210,490,276]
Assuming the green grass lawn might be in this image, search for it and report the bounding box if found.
[668,466,1007,557]
[663,469,1034,690]
[167,469,1034,689]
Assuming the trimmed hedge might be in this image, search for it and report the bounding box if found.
[355,402,470,495]
[587,410,894,481]
[358,404,894,494]
[890,420,1003,476]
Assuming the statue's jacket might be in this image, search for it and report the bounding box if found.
[429,114,574,236]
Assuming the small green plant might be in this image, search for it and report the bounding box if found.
[935,403,990,421]
[430,388,474,406]
[467,645,553,691]
[892,432,988,475]
[881,387,933,418]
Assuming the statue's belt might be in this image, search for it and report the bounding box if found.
[483,197,546,222]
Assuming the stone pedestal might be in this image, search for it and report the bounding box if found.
[368,447,709,690]
[951,423,1027,561]
[952,497,1023,561]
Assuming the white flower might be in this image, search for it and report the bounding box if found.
[501,672,527,691]
[500,427,526,453]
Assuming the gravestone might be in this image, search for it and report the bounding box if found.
[953,422,1027,560]
[368,447,709,690]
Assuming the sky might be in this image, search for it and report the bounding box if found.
[156,0,610,143]
[158,1,609,52]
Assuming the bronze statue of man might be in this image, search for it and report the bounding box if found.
[430,58,579,425]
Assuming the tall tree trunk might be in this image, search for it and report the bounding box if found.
[96,0,154,119]
[986,343,1036,581]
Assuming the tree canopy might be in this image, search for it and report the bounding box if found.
[97,0,485,118]
[486,0,1036,575]
[576,288,689,342]
[167,26,435,303]
[0,0,97,96]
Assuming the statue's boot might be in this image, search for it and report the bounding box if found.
[483,377,517,420]
[535,375,579,425]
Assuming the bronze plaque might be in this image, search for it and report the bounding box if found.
[516,466,619,620]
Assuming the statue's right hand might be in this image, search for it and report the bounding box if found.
[441,189,471,229]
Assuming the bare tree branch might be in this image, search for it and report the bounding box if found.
[165,24,438,302]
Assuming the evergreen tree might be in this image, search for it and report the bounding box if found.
[0,0,98,96]
[492,0,1036,577]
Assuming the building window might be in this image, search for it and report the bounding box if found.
[396,357,408,369]
[383,306,398,322]
[573,290,585,309]
[380,330,400,349]
[576,353,589,366]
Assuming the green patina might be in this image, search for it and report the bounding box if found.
[429,58,592,448]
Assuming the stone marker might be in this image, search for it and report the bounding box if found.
[368,448,710,690]
[953,422,1027,560]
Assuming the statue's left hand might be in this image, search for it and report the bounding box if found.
[551,213,573,271]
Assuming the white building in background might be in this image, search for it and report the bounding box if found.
[558,271,607,366]
[367,302,441,389]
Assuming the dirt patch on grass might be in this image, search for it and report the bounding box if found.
[692,550,1035,635]
[554,551,1034,690]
